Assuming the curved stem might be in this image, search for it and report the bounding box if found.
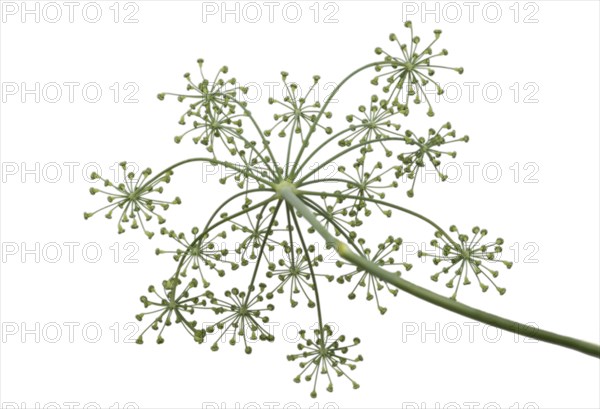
[244,199,283,303]
[290,208,324,335]
[278,185,600,359]
[294,127,352,177]
[299,190,457,246]
[173,192,277,279]
[205,105,277,180]
[226,96,281,178]
[301,196,363,256]
[284,204,297,266]
[144,157,274,187]
[301,178,355,187]
[297,136,408,185]
[289,61,385,179]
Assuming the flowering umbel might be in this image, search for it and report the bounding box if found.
[372,21,463,116]
[77,23,545,399]
[135,277,206,344]
[201,284,275,354]
[287,325,363,398]
[395,122,469,197]
[419,226,513,300]
[84,162,180,239]
[336,236,412,314]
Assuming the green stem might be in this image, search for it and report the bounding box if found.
[181,88,280,178]
[301,196,363,255]
[203,104,277,180]
[173,192,277,279]
[297,136,408,185]
[290,209,325,336]
[244,199,283,303]
[289,61,384,179]
[212,93,278,178]
[294,127,352,177]
[299,190,457,246]
[278,186,600,359]
[229,98,281,178]
[144,157,273,187]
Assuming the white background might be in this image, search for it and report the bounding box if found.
[1,1,599,408]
